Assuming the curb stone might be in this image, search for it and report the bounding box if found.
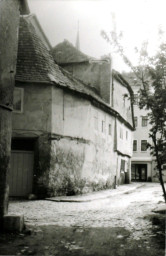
[45,183,145,203]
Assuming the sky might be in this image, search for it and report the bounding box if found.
[28,0,166,72]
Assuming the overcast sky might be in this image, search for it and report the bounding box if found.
[28,0,166,72]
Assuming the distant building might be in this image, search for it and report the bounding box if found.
[126,77,166,182]
[10,15,134,198]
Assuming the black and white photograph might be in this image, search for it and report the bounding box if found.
[0,0,165,255]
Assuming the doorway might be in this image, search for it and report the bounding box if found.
[131,164,147,181]
[9,138,35,197]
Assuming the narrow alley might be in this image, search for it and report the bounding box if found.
[0,183,165,256]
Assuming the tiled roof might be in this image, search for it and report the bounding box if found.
[51,40,94,64]
[16,17,68,84]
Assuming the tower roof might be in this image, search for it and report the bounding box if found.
[51,40,94,64]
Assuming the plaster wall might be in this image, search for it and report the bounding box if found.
[12,83,52,134]
[116,119,133,157]
[113,79,132,125]
[51,87,92,140]
[49,89,132,195]
[0,0,20,215]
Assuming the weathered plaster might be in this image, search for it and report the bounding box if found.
[13,83,52,132]
[113,79,132,125]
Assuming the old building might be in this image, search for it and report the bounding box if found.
[10,15,134,198]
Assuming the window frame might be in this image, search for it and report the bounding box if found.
[133,140,137,151]
[13,87,24,113]
[141,140,147,151]
[142,116,148,127]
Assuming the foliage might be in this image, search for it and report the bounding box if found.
[101,29,166,202]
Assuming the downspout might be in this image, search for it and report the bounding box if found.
[114,117,118,187]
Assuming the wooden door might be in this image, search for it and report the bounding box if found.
[9,150,34,197]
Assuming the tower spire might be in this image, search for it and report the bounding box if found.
[76,21,80,50]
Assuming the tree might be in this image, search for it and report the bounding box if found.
[101,29,166,202]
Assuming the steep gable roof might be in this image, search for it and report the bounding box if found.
[25,14,52,50]
[16,16,66,84]
[51,40,94,64]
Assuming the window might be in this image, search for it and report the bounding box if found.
[102,120,105,133]
[133,140,137,151]
[133,94,138,105]
[108,124,112,135]
[13,88,23,113]
[142,116,148,127]
[141,140,147,151]
[134,117,138,127]
[120,127,123,139]
[120,159,125,172]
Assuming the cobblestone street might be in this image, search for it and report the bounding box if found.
[0,183,165,256]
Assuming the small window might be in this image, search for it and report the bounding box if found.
[133,94,138,105]
[120,159,125,172]
[133,140,137,151]
[13,88,23,113]
[126,130,128,140]
[102,120,105,133]
[108,124,112,135]
[120,127,123,139]
[141,140,147,151]
[142,116,148,127]
[134,117,138,127]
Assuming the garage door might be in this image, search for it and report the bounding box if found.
[9,150,34,197]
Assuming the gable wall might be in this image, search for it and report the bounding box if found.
[12,83,52,135]
[62,61,111,104]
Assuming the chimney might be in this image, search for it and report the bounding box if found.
[19,0,30,15]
